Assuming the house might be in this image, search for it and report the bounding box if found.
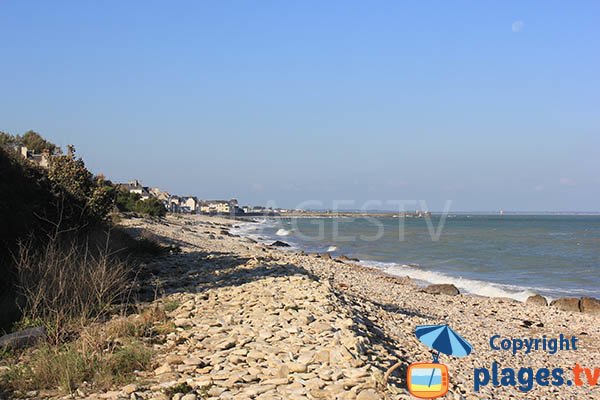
[182,196,199,213]
[199,199,239,214]
[120,180,151,200]
[149,187,170,202]
[19,146,51,168]
[168,196,182,213]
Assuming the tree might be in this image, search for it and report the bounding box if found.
[47,154,93,200]
[0,131,18,149]
[47,148,113,222]
[19,130,57,154]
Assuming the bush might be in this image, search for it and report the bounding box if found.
[115,190,166,217]
[47,151,115,223]
[135,197,166,217]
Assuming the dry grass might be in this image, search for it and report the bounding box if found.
[3,340,153,394]
[1,306,168,395]
[14,234,131,343]
[0,225,181,397]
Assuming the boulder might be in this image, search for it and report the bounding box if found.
[320,253,332,260]
[526,294,548,307]
[335,255,360,263]
[423,284,460,296]
[580,297,600,314]
[550,297,580,312]
[271,240,290,247]
[0,326,45,349]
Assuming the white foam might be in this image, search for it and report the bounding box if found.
[327,246,337,252]
[276,228,291,236]
[230,220,274,243]
[359,260,539,302]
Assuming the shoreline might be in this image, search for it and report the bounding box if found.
[115,214,599,399]
[230,218,596,303]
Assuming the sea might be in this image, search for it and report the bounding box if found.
[231,214,600,301]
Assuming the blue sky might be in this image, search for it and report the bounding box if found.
[1,1,599,211]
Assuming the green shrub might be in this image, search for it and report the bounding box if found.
[115,191,166,217]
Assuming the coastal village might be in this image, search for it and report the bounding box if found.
[117,179,293,216]
[18,144,287,217]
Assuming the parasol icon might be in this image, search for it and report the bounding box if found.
[415,324,473,387]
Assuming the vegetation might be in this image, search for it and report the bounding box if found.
[115,190,166,217]
[0,131,174,396]
[0,130,57,154]
[1,308,166,394]
[14,235,131,343]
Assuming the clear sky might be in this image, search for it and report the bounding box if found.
[1,1,599,211]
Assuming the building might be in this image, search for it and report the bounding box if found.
[168,196,182,213]
[19,146,51,168]
[199,199,239,214]
[149,187,170,202]
[182,196,199,213]
[119,180,151,200]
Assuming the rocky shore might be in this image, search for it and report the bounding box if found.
[69,215,600,399]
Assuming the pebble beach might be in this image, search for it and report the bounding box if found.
[93,214,600,400]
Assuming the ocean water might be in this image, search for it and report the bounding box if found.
[232,215,600,301]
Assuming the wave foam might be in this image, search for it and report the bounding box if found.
[360,260,538,302]
[327,246,337,252]
[276,228,291,236]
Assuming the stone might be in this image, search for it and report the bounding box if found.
[0,326,45,349]
[165,355,183,365]
[261,377,289,385]
[122,384,138,394]
[580,297,600,314]
[550,297,581,312]
[181,395,197,400]
[320,253,332,260]
[174,318,193,327]
[154,364,172,375]
[215,339,236,350]
[423,284,460,296]
[183,356,204,366]
[526,294,548,307]
[287,362,308,373]
[271,240,290,247]
[314,349,330,364]
[336,255,359,263]
[357,389,381,400]
[310,321,333,333]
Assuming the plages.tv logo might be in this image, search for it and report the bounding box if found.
[407,324,473,399]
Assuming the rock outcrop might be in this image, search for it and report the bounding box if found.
[580,297,600,314]
[550,297,581,312]
[526,294,548,307]
[423,283,460,296]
